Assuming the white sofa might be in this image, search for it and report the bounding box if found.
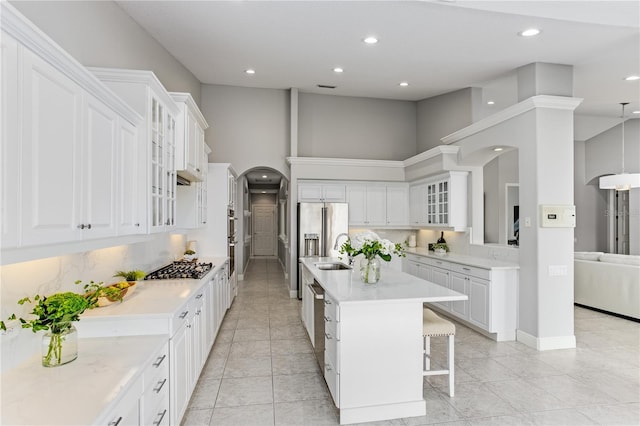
[574,252,640,320]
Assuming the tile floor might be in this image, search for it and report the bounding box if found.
[182,258,640,426]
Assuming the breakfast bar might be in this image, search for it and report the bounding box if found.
[299,257,467,425]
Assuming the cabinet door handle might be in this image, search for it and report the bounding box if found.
[86,223,91,229]
[325,364,332,372]
[195,293,203,299]
[324,299,332,305]
[179,311,189,319]
[153,409,167,426]
[135,223,140,227]
[153,378,167,393]
[152,354,167,367]
[463,267,471,271]
[325,332,332,340]
[77,224,85,229]
[323,315,331,322]
[108,417,123,426]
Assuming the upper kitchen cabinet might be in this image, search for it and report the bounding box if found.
[170,92,209,182]
[346,183,409,227]
[178,145,212,229]
[298,182,346,203]
[1,4,142,250]
[89,68,180,234]
[409,171,468,230]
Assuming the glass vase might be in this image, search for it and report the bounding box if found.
[42,325,78,367]
[360,257,381,284]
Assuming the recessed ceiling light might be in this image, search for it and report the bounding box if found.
[493,147,504,152]
[519,28,541,37]
[333,67,344,73]
[624,75,640,81]
[363,36,378,44]
[245,69,256,75]
[262,175,267,178]
[261,191,266,194]
[399,82,409,87]
[487,101,495,105]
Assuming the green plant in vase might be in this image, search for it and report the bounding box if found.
[339,231,405,284]
[1,290,94,367]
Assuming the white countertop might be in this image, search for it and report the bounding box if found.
[81,256,228,320]
[1,334,167,425]
[405,248,519,270]
[300,257,467,305]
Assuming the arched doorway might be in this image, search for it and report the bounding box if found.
[236,167,289,278]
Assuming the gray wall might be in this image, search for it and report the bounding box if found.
[417,88,480,152]
[201,85,290,177]
[585,119,640,183]
[298,93,417,161]
[483,150,519,244]
[573,140,608,251]
[10,0,201,104]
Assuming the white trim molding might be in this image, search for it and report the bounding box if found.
[517,329,577,351]
[442,95,583,145]
[287,156,405,169]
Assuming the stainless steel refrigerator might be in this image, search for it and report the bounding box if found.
[297,202,348,298]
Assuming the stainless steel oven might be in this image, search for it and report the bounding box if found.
[228,209,236,277]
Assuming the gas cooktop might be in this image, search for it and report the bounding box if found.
[145,261,213,280]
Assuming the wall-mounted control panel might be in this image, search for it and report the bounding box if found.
[540,205,576,228]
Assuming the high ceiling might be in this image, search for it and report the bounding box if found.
[117,0,639,140]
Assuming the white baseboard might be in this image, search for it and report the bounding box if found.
[237,273,244,281]
[289,290,298,299]
[517,329,576,351]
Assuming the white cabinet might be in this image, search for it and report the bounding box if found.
[177,145,211,229]
[170,308,192,426]
[346,184,386,226]
[323,293,340,406]
[346,183,409,227]
[409,172,468,229]
[1,33,19,249]
[385,185,409,226]
[141,343,170,426]
[101,379,142,426]
[118,120,143,234]
[4,36,141,248]
[298,182,346,202]
[170,92,208,182]
[90,68,180,234]
[402,253,518,341]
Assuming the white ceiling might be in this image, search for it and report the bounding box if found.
[117,0,640,139]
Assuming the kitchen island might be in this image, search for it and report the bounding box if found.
[299,257,467,425]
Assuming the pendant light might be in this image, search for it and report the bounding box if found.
[599,102,640,191]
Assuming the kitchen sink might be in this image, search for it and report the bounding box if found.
[315,262,351,270]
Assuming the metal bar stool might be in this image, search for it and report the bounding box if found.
[423,307,455,397]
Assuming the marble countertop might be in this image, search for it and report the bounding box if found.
[1,334,167,425]
[404,248,519,270]
[300,257,467,305]
[81,256,228,320]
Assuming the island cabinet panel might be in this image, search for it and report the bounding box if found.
[332,302,425,424]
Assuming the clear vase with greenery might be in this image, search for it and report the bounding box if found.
[339,231,405,284]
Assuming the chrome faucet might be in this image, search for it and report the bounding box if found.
[333,233,350,250]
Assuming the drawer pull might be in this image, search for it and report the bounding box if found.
[323,315,331,322]
[463,267,471,271]
[153,409,167,426]
[325,364,332,372]
[152,354,167,368]
[325,332,332,340]
[108,417,122,426]
[179,311,189,319]
[153,378,167,393]
[195,293,203,299]
[324,299,332,305]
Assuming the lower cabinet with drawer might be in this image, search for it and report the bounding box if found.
[403,255,518,341]
[323,293,340,406]
[142,342,170,426]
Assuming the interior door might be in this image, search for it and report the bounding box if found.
[252,205,276,256]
